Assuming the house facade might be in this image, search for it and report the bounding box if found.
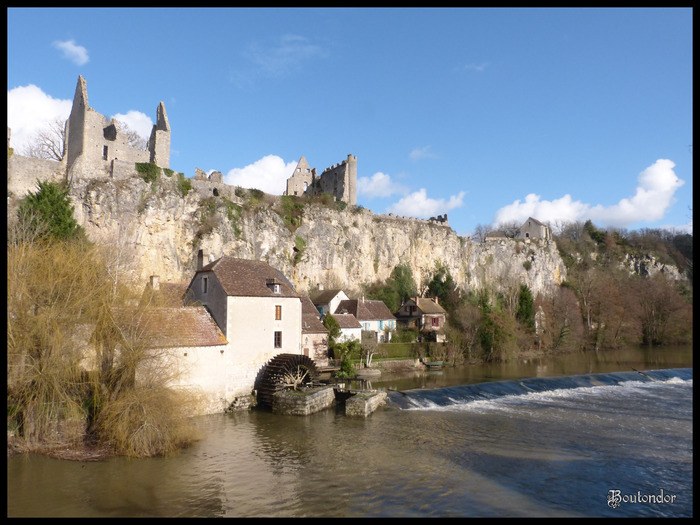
[332,313,363,344]
[517,217,552,242]
[180,256,306,412]
[335,298,396,343]
[300,295,330,367]
[395,297,448,343]
[310,288,349,316]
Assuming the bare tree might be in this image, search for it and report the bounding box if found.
[21,117,66,161]
[114,120,148,150]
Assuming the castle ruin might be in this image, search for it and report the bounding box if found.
[9,76,451,227]
[285,154,357,206]
[65,75,170,182]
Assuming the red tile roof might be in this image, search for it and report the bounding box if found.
[113,306,227,348]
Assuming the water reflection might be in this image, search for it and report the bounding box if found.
[7,344,692,518]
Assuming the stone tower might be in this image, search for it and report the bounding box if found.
[65,75,170,180]
[148,102,170,169]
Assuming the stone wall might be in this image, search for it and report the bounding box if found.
[272,386,336,415]
[7,154,66,198]
[345,391,387,417]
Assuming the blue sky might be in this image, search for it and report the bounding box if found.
[7,7,693,237]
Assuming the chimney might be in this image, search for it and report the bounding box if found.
[150,275,160,290]
[317,283,324,291]
[434,296,439,304]
[197,249,204,271]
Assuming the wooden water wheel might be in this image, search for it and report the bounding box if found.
[257,353,319,408]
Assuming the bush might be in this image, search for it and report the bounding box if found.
[136,162,160,183]
[176,172,192,197]
[94,387,200,457]
[17,180,84,241]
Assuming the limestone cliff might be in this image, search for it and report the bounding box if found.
[71,172,565,293]
[68,172,567,299]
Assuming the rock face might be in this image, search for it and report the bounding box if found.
[68,173,567,298]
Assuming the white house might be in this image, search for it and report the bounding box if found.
[332,313,363,344]
[133,257,304,413]
[335,298,396,343]
[310,288,349,316]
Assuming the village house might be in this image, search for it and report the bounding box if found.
[144,253,306,413]
[332,313,363,344]
[395,297,448,343]
[124,256,337,415]
[310,288,349,316]
[335,298,396,343]
[517,217,552,242]
[300,295,330,367]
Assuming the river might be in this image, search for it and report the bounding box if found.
[7,345,692,517]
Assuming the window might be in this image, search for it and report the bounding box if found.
[102,146,108,160]
[274,331,282,348]
[202,276,208,294]
[273,284,280,294]
[275,305,282,320]
[432,317,440,327]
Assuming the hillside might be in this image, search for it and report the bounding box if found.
[57,170,567,299]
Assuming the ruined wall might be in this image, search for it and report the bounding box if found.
[7,154,66,197]
[314,154,357,206]
[65,76,167,182]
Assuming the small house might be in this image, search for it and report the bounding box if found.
[335,298,396,343]
[310,288,349,316]
[517,217,552,242]
[395,297,448,342]
[332,313,363,344]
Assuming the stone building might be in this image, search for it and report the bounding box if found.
[517,217,552,242]
[65,75,170,182]
[284,154,357,206]
[7,75,171,196]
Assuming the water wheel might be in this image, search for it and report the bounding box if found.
[257,353,319,408]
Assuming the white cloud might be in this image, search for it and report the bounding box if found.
[7,84,72,152]
[387,188,466,218]
[224,155,296,195]
[112,111,153,140]
[357,172,409,199]
[409,145,437,161]
[493,159,685,228]
[52,39,89,66]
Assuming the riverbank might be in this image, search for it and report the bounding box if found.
[8,344,692,462]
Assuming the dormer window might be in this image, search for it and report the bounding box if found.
[266,278,281,294]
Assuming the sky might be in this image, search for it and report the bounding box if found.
[7,7,693,237]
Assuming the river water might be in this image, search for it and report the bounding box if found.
[7,345,692,517]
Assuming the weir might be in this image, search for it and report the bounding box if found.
[386,368,692,410]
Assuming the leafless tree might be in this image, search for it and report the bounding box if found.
[21,117,66,161]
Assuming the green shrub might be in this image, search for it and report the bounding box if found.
[176,172,192,197]
[136,162,160,183]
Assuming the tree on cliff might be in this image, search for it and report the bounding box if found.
[17,180,84,241]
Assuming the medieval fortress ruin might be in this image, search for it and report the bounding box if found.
[7,75,451,228]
